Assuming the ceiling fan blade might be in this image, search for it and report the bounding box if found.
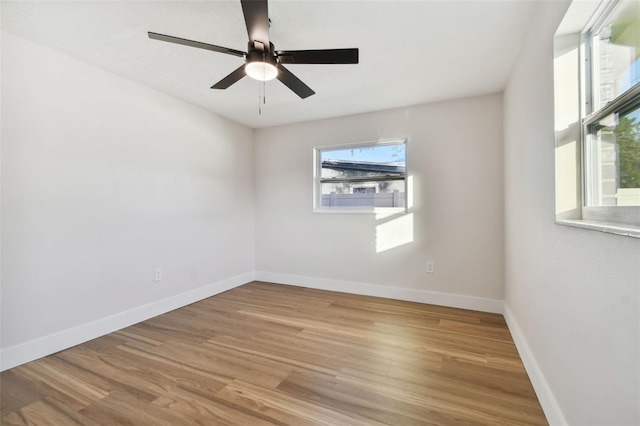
[211,65,247,89]
[276,64,315,99]
[276,48,359,64]
[148,32,245,57]
[240,0,270,45]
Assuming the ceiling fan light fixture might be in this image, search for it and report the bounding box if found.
[149,0,357,98]
[245,61,278,81]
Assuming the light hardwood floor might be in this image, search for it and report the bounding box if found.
[1,281,547,425]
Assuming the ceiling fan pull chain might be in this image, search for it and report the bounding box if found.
[256,52,265,115]
[263,53,267,105]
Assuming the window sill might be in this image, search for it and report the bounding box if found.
[555,219,640,239]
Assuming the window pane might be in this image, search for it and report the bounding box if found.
[592,0,640,109]
[586,104,640,206]
[320,180,405,207]
[318,142,406,209]
[320,144,406,180]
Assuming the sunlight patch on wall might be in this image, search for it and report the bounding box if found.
[555,140,579,214]
[375,212,414,253]
[554,42,579,132]
[406,175,414,209]
[553,34,581,218]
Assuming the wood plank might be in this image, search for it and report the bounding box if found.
[0,371,46,417]
[4,397,98,426]
[276,369,440,426]
[151,384,283,426]
[217,379,387,426]
[8,358,110,412]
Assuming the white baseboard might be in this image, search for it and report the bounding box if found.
[0,272,254,372]
[255,271,503,314]
[503,304,567,426]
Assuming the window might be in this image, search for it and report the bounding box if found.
[554,0,640,235]
[582,0,640,227]
[314,140,407,212]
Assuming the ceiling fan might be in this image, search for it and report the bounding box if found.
[148,0,359,99]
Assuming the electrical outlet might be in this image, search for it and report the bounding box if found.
[426,261,435,273]
[154,268,163,282]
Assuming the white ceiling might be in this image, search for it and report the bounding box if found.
[1,0,539,129]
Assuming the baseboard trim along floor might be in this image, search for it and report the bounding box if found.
[0,272,255,371]
[255,271,504,314]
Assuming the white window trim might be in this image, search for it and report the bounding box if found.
[313,138,408,214]
[554,0,640,238]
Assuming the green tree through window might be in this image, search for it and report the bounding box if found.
[617,115,640,188]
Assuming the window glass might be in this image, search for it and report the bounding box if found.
[592,0,640,109]
[317,142,406,209]
[586,103,640,207]
[581,0,640,227]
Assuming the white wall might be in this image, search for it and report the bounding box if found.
[7,7,637,423]
[1,33,255,368]
[503,2,640,425]
[254,94,504,311]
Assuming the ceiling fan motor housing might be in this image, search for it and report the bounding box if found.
[246,41,278,65]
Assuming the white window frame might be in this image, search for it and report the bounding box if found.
[313,139,408,214]
[554,0,640,238]
[581,0,640,228]
[582,85,640,226]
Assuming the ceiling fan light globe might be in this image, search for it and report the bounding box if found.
[245,62,278,81]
